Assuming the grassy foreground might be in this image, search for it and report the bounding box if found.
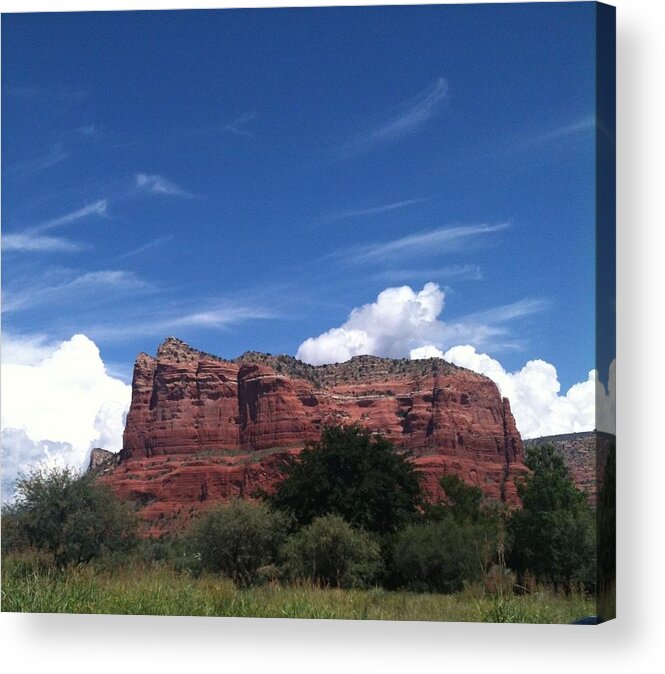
[1,555,593,623]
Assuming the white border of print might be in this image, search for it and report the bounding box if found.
[1,1,663,673]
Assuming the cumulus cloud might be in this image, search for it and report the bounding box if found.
[296,282,544,366]
[1,429,74,500]
[1,334,131,499]
[297,283,445,365]
[431,345,593,439]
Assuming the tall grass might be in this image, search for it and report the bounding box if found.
[1,553,592,623]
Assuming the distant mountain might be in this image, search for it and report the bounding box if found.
[524,431,615,503]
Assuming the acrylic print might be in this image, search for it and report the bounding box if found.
[1,3,615,623]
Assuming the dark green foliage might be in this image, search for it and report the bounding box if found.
[426,474,486,524]
[281,514,382,588]
[441,474,484,519]
[7,465,137,568]
[508,445,596,591]
[391,517,487,593]
[1,502,31,555]
[188,500,289,587]
[268,425,423,535]
[385,474,506,593]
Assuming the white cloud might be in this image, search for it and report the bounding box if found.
[409,344,446,360]
[219,112,257,137]
[32,199,108,232]
[1,334,131,498]
[1,334,58,365]
[374,264,483,283]
[340,78,449,155]
[1,233,83,253]
[1,429,74,500]
[136,173,192,197]
[329,198,429,221]
[2,270,151,314]
[297,283,445,364]
[5,142,69,176]
[85,299,277,342]
[296,282,544,366]
[340,223,509,265]
[429,344,612,439]
[116,235,173,260]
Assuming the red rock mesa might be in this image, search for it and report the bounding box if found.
[100,337,526,534]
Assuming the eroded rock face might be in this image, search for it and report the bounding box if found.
[102,338,526,534]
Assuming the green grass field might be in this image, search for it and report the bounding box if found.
[1,554,593,623]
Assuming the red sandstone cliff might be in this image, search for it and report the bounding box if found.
[102,338,526,534]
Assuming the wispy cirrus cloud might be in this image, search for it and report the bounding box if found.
[1,233,84,254]
[83,300,277,342]
[374,264,483,283]
[116,236,173,260]
[2,270,152,314]
[5,123,101,178]
[218,112,258,138]
[535,115,595,143]
[458,297,551,325]
[189,112,258,140]
[135,173,194,197]
[337,222,509,265]
[339,78,449,157]
[31,199,108,233]
[328,198,429,222]
[5,142,69,176]
[3,200,108,254]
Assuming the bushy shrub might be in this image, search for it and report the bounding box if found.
[188,500,289,586]
[280,515,382,588]
[390,517,488,593]
[8,465,137,568]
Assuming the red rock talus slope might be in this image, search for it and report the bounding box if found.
[102,338,526,534]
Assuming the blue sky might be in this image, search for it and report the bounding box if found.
[2,4,598,395]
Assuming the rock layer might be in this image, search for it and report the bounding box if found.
[102,338,526,534]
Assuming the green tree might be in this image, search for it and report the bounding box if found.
[267,425,423,535]
[508,444,595,591]
[426,474,486,523]
[9,465,137,568]
[281,514,382,588]
[189,500,289,586]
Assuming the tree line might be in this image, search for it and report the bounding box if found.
[2,425,604,595]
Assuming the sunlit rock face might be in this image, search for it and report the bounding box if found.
[102,337,526,535]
